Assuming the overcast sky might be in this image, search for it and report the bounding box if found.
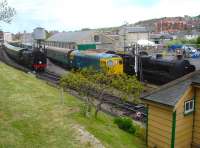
[1,0,200,33]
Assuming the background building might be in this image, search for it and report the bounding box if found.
[118,26,150,49]
[0,31,3,44]
[21,31,33,43]
[46,30,116,50]
[156,18,187,33]
[3,32,12,42]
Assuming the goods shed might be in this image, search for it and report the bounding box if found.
[141,71,200,148]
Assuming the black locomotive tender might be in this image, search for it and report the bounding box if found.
[3,42,47,71]
[113,51,196,85]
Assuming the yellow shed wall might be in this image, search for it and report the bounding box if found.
[175,86,194,148]
[147,105,172,148]
[144,85,200,148]
[193,87,200,145]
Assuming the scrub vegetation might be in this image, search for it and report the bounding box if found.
[166,36,200,48]
[60,68,143,118]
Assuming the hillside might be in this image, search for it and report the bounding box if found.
[134,18,163,32]
[0,62,145,148]
[134,15,200,32]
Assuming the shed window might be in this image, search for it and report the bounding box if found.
[184,100,194,114]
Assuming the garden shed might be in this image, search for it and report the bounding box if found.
[142,71,200,148]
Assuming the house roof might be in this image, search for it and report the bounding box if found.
[141,71,200,107]
[47,30,96,43]
[47,46,72,53]
[126,27,148,33]
[150,33,173,39]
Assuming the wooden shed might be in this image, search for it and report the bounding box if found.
[141,71,200,148]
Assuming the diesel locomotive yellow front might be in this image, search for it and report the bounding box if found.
[100,57,123,75]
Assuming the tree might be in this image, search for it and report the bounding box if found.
[60,68,143,118]
[0,0,16,23]
[60,70,95,117]
[196,36,200,44]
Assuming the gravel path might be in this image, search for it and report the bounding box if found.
[72,124,105,148]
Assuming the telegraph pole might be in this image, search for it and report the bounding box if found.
[124,27,126,53]
[134,44,138,77]
[123,21,128,53]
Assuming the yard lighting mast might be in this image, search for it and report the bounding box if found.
[131,43,143,81]
[123,21,128,53]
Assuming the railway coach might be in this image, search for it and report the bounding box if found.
[3,42,47,71]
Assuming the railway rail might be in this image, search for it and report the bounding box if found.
[0,46,147,123]
[36,71,61,85]
[36,71,147,122]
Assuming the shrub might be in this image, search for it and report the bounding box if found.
[114,117,136,134]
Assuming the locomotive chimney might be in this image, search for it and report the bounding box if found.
[156,54,163,59]
[177,54,183,60]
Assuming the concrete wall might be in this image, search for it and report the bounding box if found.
[126,32,149,44]
[118,32,149,50]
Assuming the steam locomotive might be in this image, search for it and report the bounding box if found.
[114,52,196,85]
[140,55,195,84]
[3,42,47,71]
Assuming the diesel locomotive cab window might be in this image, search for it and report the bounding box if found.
[184,99,194,114]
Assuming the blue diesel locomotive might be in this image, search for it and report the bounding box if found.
[46,47,123,74]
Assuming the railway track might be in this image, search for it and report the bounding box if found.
[36,70,147,122]
[0,46,147,122]
[36,71,61,85]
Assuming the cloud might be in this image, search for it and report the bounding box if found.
[2,0,200,33]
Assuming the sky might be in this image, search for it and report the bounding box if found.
[1,0,200,33]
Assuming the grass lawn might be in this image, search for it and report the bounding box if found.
[0,62,145,148]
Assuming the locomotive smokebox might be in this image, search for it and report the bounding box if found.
[33,27,46,40]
